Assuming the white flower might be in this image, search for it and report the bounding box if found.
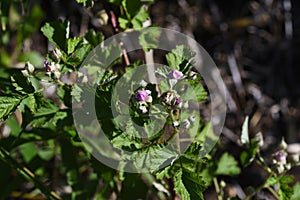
[181,119,191,129]
[139,105,148,113]
[146,95,153,103]
[139,80,148,87]
[146,90,151,95]
[173,121,180,127]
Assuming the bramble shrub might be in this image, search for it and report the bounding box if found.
[0,0,300,200]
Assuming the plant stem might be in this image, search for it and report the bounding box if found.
[213,177,223,200]
[266,186,280,200]
[0,147,62,200]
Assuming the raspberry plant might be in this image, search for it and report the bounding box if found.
[1,0,300,200]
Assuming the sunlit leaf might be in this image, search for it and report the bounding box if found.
[215,153,241,176]
[0,96,22,121]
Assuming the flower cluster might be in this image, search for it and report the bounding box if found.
[134,69,196,132]
[272,138,291,174]
[161,90,181,107]
[44,59,61,80]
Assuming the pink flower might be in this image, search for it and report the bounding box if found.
[168,70,183,79]
[174,97,181,105]
[274,151,286,164]
[136,90,149,101]
[44,59,53,72]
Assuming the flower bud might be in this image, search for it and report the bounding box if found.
[44,59,54,74]
[139,80,148,87]
[21,69,30,77]
[173,121,180,127]
[183,101,189,109]
[168,70,183,79]
[220,180,226,188]
[279,138,287,149]
[285,163,291,171]
[277,164,285,174]
[291,154,299,163]
[51,48,62,62]
[189,71,198,80]
[254,132,264,147]
[52,70,61,80]
[136,90,148,101]
[161,90,181,106]
[82,75,88,83]
[274,151,287,164]
[25,61,35,74]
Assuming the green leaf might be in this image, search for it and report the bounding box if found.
[174,169,190,200]
[60,138,87,199]
[19,51,44,67]
[11,73,35,93]
[72,84,83,102]
[41,20,69,52]
[280,175,294,184]
[33,100,59,117]
[131,6,149,29]
[6,116,22,137]
[22,93,37,113]
[119,16,130,29]
[76,0,94,7]
[176,79,207,102]
[182,170,205,200]
[132,145,178,172]
[240,151,252,167]
[67,37,82,55]
[156,165,173,179]
[139,28,160,51]
[51,111,68,127]
[84,29,104,47]
[200,168,213,187]
[174,168,205,200]
[166,45,196,72]
[38,147,55,161]
[120,174,148,199]
[57,85,72,107]
[29,77,41,91]
[122,0,140,18]
[106,0,121,5]
[19,142,38,163]
[291,183,300,200]
[66,44,91,66]
[266,176,279,186]
[279,183,294,200]
[0,96,22,121]
[215,153,241,176]
[240,142,258,167]
[241,116,249,145]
